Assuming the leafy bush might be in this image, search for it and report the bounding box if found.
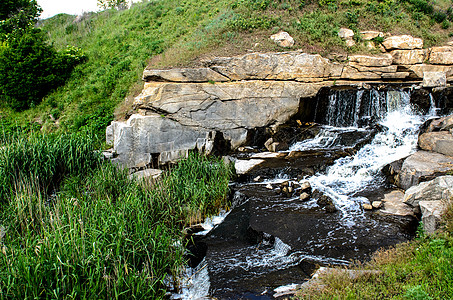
[0,29,86,110]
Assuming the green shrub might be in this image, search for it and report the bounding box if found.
[0,29,86,110]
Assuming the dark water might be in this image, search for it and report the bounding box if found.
[173,86,443,299]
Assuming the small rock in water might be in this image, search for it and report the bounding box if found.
[281,181,290,187]
[372,201,383,209]
[300,181,312,193]
[253,176,262,182]
[265,183,273,190]
[300,192,310,201]
[363,203,373,210]
[325,204,338,213]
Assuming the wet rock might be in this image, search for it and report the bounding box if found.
[300,181,312,193]
[231,191,249,209]
[419,200,447,234]
[265,183,273,190]
[253,176,262,182]
[418,131,453,156]
[270,31,295,48]
[382,35,423,50]
[299,192,310,201]
[251,152,287,159]
[265,138,288,152]
[379,190,415,217]
[363,203,373,210]
[372,201,383,209]
[432,87,453,115]
[394,151,453,190]
[404,176,453,208]
[235,159,265,175]
[410,88,432,114]
[313,190,337,212]
[280,181,295,197]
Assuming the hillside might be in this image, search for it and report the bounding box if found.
[1,0,452,140]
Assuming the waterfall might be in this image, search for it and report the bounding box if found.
[306,87,433,224]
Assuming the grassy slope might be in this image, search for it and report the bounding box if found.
[1,0,452,141]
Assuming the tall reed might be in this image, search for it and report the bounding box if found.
[0,141,232,299]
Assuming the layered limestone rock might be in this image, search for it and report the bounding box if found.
[109,78,330,167]
[382,35,423,50]
[108,39,453,168]
[206,52,343,81]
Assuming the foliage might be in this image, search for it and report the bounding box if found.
[0,29,86,111]
[0,134,233,298]
[0,132,101,203]
[97,0,128,10]
[0,0,41,37]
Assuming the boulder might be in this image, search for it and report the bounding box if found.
[382,35,423,50]
[372,201,383,209]
[390,50,425,65]
[423,71,447,87]
[270,31,295,48]
[235,159,265,175]
[418,131,453,156]
[142,68,229,82]
[396,151,453,190]
[429,46,453,65]
[208,52,340,81]
[419,200,447,234]
[404,176,453,207]
[348,54,393,67]
[250,152,287,159]
[360,31,383,40]
[380,190,415,217]
[338,28,354,39]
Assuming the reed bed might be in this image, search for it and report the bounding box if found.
[0,134,232,299]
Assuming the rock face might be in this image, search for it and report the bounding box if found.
[207,52,341,81]
[108,39,453,168]
[393,151,453,190]
[404,175,453,207]
[419,131,453,156]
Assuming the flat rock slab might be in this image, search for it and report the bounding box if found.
[380,190,415,217]
[419,131,453,156]
[396,151,453,190]
[235,159,265,175]
[250,152,287,159]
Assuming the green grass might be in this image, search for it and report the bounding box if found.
[295,203,453,300]
[1,0,451,141]
[0,133,233,299]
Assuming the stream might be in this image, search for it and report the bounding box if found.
[172,85,438,299]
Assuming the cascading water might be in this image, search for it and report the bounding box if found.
[175,86,436,299]
[308,88,427,224]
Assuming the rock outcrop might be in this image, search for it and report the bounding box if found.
[108,34,453,168]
